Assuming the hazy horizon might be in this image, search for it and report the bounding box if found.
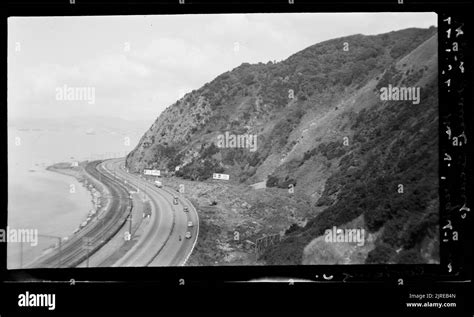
[8,13,437,122]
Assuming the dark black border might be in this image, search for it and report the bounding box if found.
[2,0,473,313]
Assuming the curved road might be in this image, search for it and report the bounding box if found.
[30,160,132,268]
[102,158,199,267]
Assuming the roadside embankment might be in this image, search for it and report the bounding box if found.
[151,176,315,266]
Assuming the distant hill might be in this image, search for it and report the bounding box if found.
[8,116,152,136]
[126,26,439,264]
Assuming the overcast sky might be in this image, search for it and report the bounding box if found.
[8,13,437,121]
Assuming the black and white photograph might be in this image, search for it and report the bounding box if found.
[7,12,440,269]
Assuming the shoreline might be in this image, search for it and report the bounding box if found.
[42,161,111,251]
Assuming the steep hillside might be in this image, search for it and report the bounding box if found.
[263,34,439,265]
[126,27,439,265]
[126,27,436,180]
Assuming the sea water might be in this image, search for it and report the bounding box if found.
[7,127,142,269]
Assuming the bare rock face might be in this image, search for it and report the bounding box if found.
[302,215,380,265]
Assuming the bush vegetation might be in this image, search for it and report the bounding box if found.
[262,79,438,265]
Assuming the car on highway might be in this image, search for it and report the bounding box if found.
[183,206,189,212]
[187,221,193,227]
[173,196,178,205]
[185,231,192,239]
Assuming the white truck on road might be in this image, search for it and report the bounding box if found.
[154,180,163,188]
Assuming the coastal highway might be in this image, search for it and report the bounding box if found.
[31,157,198,268]
[30,160,133,268]
[101,158,199,267]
